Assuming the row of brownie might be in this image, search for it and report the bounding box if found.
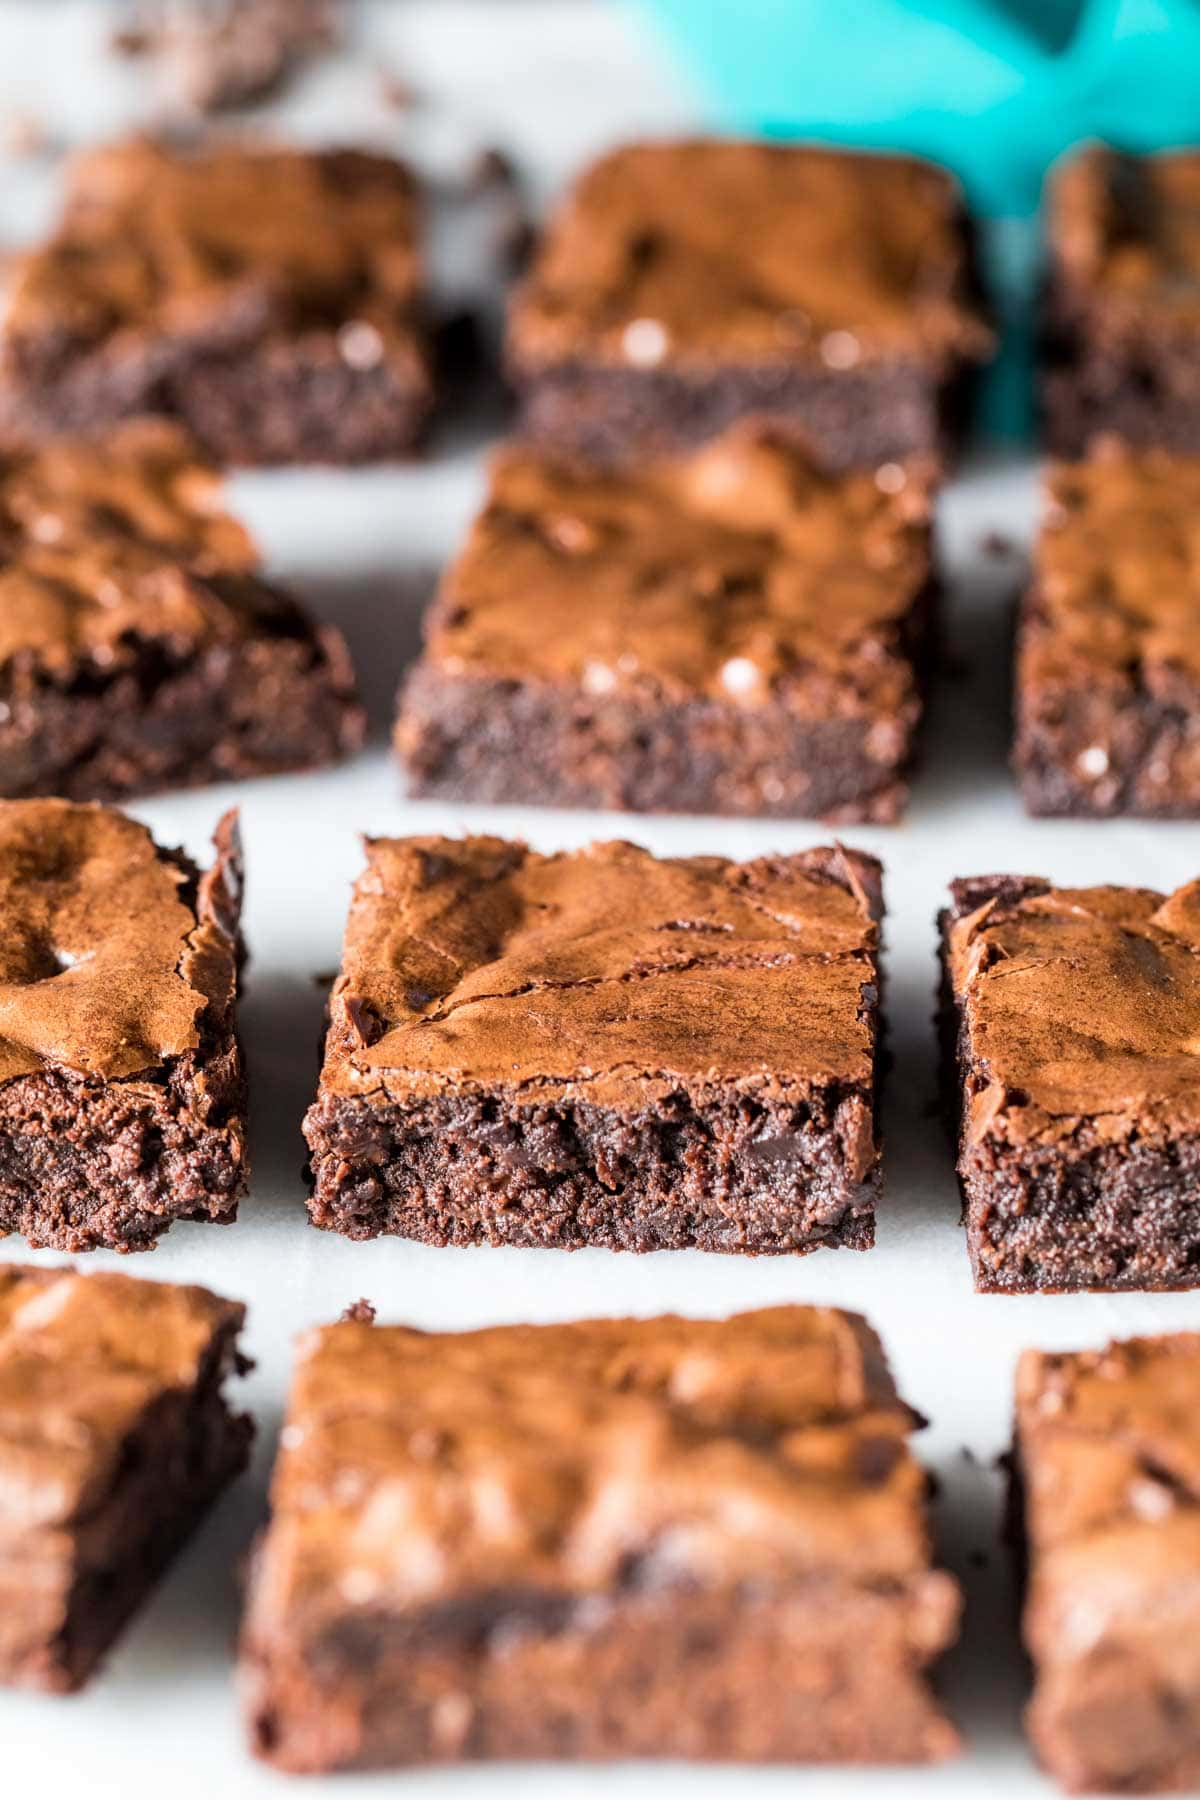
[2,795,1194,1297]
[3,1261,1192,1792]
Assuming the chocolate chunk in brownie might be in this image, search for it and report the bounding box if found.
[0,416,362,800]
[507,140,991,469]
[0,1263,251,1691]
[397,426,937,822]
[303,835,884,1253]
[0,138,432,464]
[242,1303,960,1771]
[1015,1331,1200,1792]
[1015,438,1200,817]
[939,874,1200,1291]
[0,798,248,1252]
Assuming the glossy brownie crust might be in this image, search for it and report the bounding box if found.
[397,432,936,822]
[940,874,1200,1292]
[1015,1332,1200,1792]
[1016,444,1200,818]
[304,837,884,1252]
[0,140,431,465]
[0,1265,251,1692]
[242,1305,960,1771]
[0,800,249,1252]
[507,140,989,469]
[1042,146,1200,455]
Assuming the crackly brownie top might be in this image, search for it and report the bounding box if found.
[508,140,989,373]
[0,799,241,1086]
[1049,144,1200,332]
[1023,442,1200,686]
[418,430,934,713]
[0,1265,244,1533]
[247,1305,952,1631]
[318,835,882,1108]
[946,875,1200,1146]
[3,137,421,365]
[0,417,293,672]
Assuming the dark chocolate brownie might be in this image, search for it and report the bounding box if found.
[1015,439,1200,817]
[0,1263,251,1692]
[0,138,431,465]
[303,835,884,1252]
[1043,145,1200,455]
[0,417,362,800]
[1015,1331,1200,1792]
[242,1304,960,1772]
[940,874,1200,1292]
[397,426,937,822]
[507,140,991,469]
[0,798,248,1251]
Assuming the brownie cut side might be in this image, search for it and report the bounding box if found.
[0,798,249,1252]
[1015,1333,1200,1792]
[0,139,431,465]
[397,428,937,822]
[241,1305,960,1771]
[507,140,990,469]
[1015,441,1200,818]
[0,1264,251,1692]
[303,836,884,1253]
[939,873,1200,1292]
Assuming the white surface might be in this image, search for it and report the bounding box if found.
[1,6,1198,1797]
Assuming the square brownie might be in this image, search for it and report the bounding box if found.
[0,1263,251,1692]
[940,874,1200,1292]
[0,798,248,1251]
[303,836,883,1252]
[0,417,363,800]
[1043,145,1200,455]
[0,138,431,464]
[396,427,936,822]
[1015,1331,1200,1792]
[506,140,990,469]
[241,1303,960,1771]
[1015,441,1200,817]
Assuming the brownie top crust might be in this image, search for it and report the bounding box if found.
[945,875,1200,1146]
[248,1305,946,1629]
[0,1263,245,1533]
[2,137,422,374]
[508,140,990,374]
[0,798,240,1086]
[420,429,934,711]
[1026,441,1200,685]
[320,836,882,1108]
[1049,143,1200,336]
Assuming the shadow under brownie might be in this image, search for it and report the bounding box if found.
[303,834,884,1252]
[940,873,1200,1292]
[397,426,937,822]
[241,1304,960,1771]
[0,1264,251,1692]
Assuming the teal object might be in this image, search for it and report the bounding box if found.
[635,0,1200,217]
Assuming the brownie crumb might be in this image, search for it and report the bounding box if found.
[339,1299,376,1325]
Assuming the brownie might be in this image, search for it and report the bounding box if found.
[241,1303,960,1771]
[0,1263,251,1692]
[939,873,1200,1292]
[1043,145,1200,455]
[303,836,884,1252]
[1015,440,1200,817]
[397,427,937,822]
[1015,1331,1200,1792]
[117,0,343,114]
[506,140,991,470]
[0,798,248,1251]
[0,417,363,800]
[0,138,431,465]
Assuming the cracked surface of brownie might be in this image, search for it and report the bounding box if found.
[303,835,883,1252]
[242,1303,960,1770]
